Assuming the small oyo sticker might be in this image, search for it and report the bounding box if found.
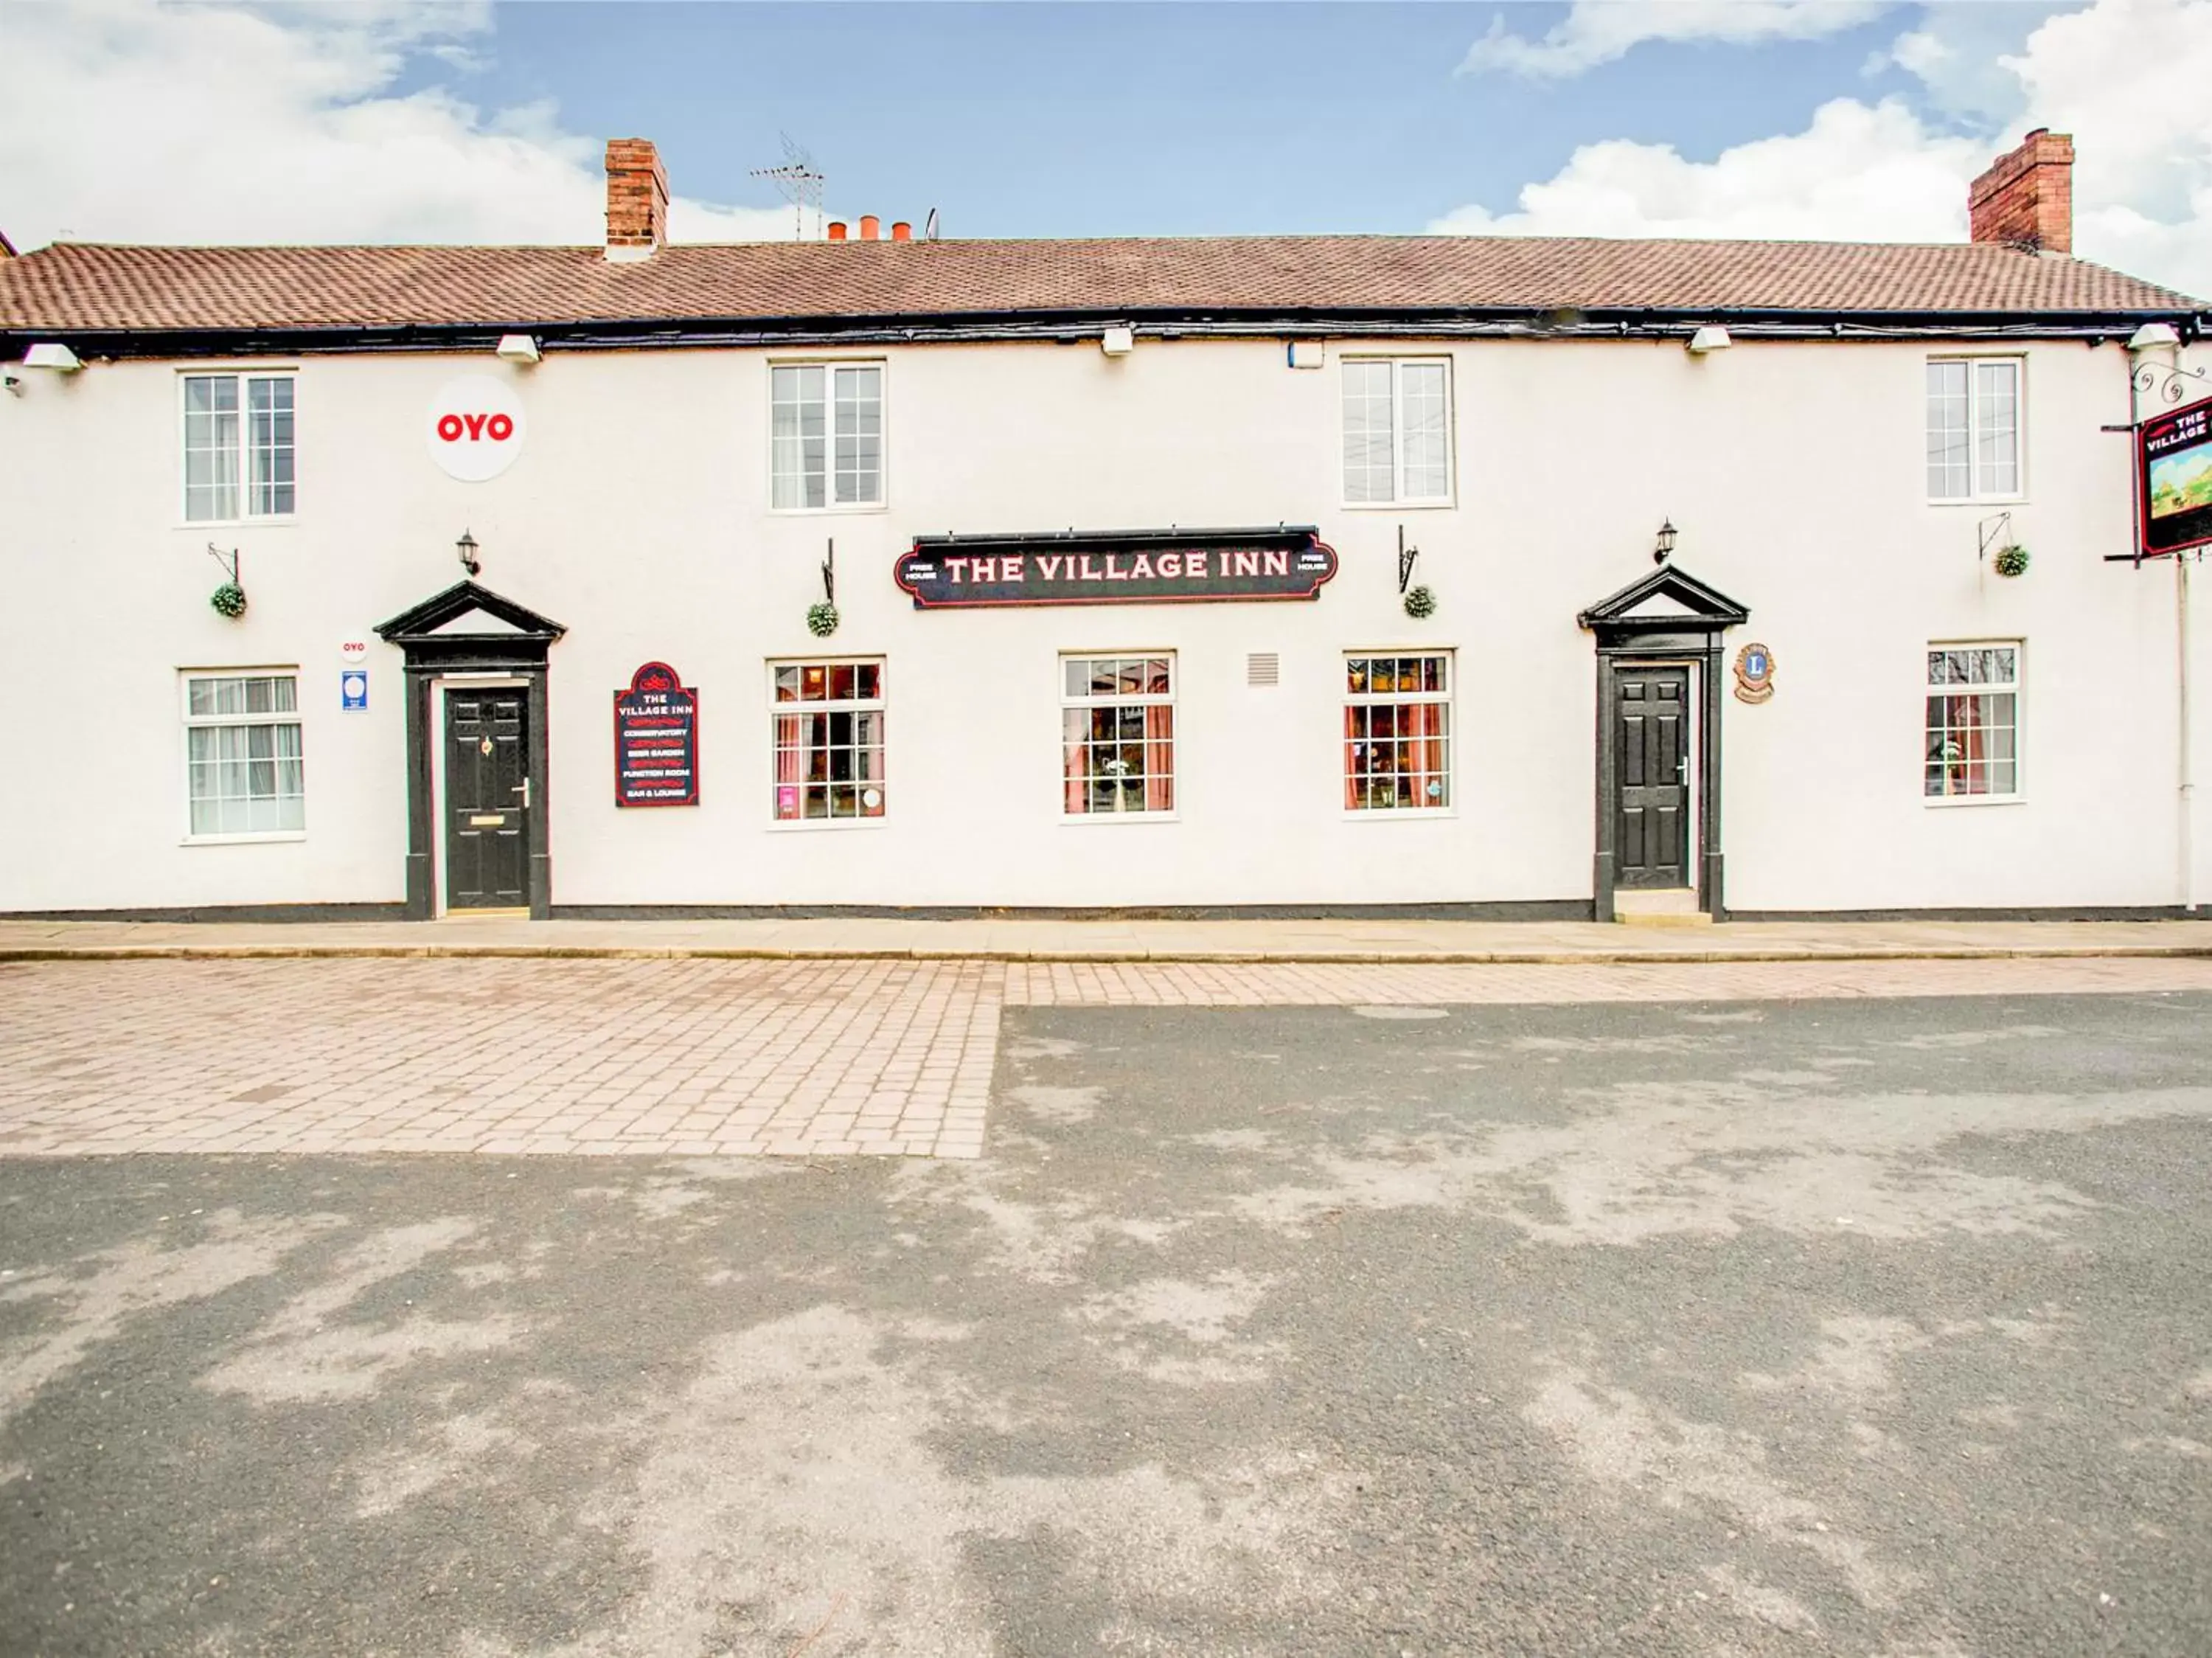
[339,639,369,665]
[425,375,526,482]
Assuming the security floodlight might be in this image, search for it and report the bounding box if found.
[495,333,542,365]
[23,343,81,372]
[1687,325,1732,355]
[2129,322,2181,351]
[1101,326,1134,358]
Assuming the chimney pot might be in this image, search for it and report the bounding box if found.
[604,137,669,258]
[859,215,880,241]
[1969,129,2074,254]
[891,221,912,242]
[828,221,847,241]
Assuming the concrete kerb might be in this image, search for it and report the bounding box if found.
[6,943,2212,966]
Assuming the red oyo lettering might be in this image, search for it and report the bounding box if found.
[435,410,516,443]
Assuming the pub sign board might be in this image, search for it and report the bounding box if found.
[896,526,1338,609]
[613,662,699,807]
[2141,395,2212,558]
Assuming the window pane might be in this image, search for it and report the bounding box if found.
[1399,362,1449,500]
[771,366,828,510]
[184,375,241,522]
[1926,361,1970,500]
[1343,361,1395,504]
[1974,361,2019,497]
[248,378,296,516]
[832,365,883,506]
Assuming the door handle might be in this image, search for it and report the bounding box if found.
[513,777,531,809]
[1675,758,1688,781]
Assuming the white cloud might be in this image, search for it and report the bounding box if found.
[1461,0,1893,79]
[0,0,801,249]
[1429,97,1980,240]
[1434,0,2212,299]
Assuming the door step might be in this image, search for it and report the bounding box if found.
[1613,889,1711,926]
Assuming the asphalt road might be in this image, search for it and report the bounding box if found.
[3,991,2209,1657]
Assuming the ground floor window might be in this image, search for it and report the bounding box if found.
[1345,653,1451,811]
[1062,655,1175,814]
[183,670,304,836]
[1925,642,2020,799]
[772,659,885,820]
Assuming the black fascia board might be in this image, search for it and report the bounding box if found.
[6,302,2204,362]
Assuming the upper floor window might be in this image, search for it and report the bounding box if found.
[1343,358,1452,506]
[1926,358,2020,502]
[771,363,883,510]
[183,373,295,522]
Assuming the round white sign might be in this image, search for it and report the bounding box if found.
[338,639,369,665]
[425,375,526,482]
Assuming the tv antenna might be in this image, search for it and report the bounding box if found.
[750,133,824,241]
[923,207,941,242]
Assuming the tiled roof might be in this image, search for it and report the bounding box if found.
[0,235,2200,334]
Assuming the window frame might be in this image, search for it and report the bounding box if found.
[1923,640,2023,807]
[1343,651,1455,817]
[766,656,888,828]
[1059,653,1178,822]
[1340,355,1455,510]
[179,667,307,844]
[767,358,888,515]
[1924,354,2025,505]
[178,368,299,526]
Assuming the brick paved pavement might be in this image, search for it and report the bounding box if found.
[4,954,2210,1159]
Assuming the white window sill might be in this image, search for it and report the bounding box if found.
[181,830,307,846]
[768,502,888,518]
[1923,794,2025,808]
[1340,500,1455,513]
[178,518,297,531]
[1342,807,1458,822]
[1926,496,2027,509]
[767,816,888,832]
[1060,811,1180,825]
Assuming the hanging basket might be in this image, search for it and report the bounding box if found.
[1992,544,2030,579]
[210,582,248,619]
[805,601,840,638]
[1403,584,1437,620]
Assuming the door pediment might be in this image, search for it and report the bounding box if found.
[376,580,567,670]
[1578,563,1747,645]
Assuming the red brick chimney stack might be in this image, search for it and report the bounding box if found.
[605,138,669,257]
[1969,128,2074,254]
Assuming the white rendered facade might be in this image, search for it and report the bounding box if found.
[1,325,2208,918]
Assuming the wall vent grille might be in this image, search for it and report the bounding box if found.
[1247,652,1280,687]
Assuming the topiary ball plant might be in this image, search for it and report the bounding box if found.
[1992,544,2030,579]
[806,600,839,637]
[1403,584,1437,620]
[210,582,248,619]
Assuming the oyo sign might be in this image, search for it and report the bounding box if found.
[425,375,526,482]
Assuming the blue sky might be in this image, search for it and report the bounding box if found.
[4,3,2208,295]
[429,2,1927,238]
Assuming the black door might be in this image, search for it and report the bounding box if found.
[445,690,530,909]
[1613,667,1690,888]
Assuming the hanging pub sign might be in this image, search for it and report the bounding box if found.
[613,662,699,807]
[2140,395,2212,558]
[895,526,1338,609]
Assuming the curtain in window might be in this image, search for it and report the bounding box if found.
[1343,705,1364,809]
[774,713,807,819]
[1144,705,1174,811]
[1411,702,1447,806]
[1062,710,1088,814]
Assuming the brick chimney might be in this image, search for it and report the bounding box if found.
[604,138,669,260]
[1969,128,2074,254]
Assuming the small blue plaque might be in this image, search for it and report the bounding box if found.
[341,669,369,711]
